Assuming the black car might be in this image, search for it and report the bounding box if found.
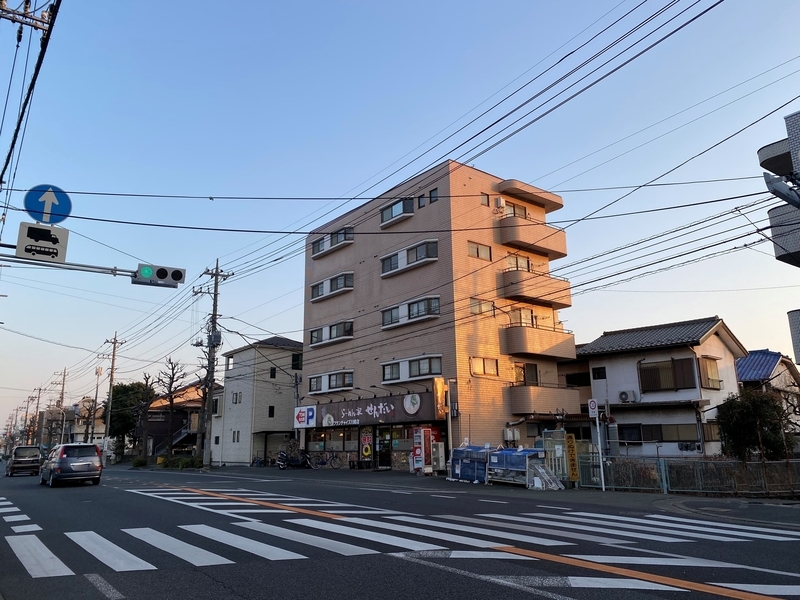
[40,443,103,487]
[5,445,43,476]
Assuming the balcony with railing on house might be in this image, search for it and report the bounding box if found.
[500,268,572,309]
[507,381,581,415]
[500,322,576,360]
[497,214,567,260]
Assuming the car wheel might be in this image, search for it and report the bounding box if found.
[91,478,100,486]
[47,472,57,487]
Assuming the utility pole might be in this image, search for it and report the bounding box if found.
[195,259,230,467]
[53,368,67,408]
[103,332,124,466]
[29,388,41,445]
[88,367,103,443]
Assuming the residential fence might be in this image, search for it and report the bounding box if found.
[577,455,800,496]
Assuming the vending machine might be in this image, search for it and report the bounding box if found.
[412,427,432,474]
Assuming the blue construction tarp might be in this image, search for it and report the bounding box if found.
[450,446,492,483]
[488,448,546,471]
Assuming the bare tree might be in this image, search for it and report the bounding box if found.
[137,373,157,458]
[156,358,187,457]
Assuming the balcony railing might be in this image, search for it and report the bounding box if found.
[501,323,576,360]
[497,214,567,259]
[507,382,581,415]
[500,268,572,309]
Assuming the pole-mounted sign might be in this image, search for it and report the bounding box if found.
[23,184,72,224]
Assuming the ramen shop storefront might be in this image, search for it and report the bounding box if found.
[294,391,447,470]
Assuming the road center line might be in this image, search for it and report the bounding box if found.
[497,546,784,600]
[181,488,344,519]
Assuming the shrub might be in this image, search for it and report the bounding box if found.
[131,457,148,468]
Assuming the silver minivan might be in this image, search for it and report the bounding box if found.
[40,443,103,487]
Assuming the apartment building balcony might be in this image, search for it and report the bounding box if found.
[500,268,572,310]
[508,383,581,415]
[498,215,567,259]
[501,324,576,360]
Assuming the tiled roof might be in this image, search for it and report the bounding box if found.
[256,336,303,349]
[735,349,782,382]
[577,316,721,356]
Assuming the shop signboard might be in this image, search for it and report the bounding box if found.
[566,433,579,482]
[315,392,436,428]
[360,428,373,460]
[293,406,316,429]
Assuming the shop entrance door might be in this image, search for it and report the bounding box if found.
[375,426,392,469]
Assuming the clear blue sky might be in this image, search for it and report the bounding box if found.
[2,0,800,424]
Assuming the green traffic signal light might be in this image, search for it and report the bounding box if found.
[139,265,154,279]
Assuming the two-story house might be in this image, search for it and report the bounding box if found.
[569,316,747,457]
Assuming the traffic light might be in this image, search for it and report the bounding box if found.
[132,263,186,288]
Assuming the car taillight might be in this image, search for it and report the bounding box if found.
[59,447,66,459]
[95,445,102,458]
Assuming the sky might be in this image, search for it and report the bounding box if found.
[2,0,800,428]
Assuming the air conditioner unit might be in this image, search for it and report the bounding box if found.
[618,390,636,403]
[495,196,505,208]
[678,442,689,451]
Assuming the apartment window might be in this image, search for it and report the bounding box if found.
[268,406,275,418]
[381,197,414,223]
[410,357,442,377]
[331,227,354,246]
[231,392,242,405]
[329,273,354,292]
[471,357,498,376]
[639,358,695,392]
[480,193,490,206]
[328,372,354,389]
[310,328,323,344]
[507,255,530,271]
[699,357,721,390]
[408,297,439,319]
[383,363,400,381]
[509,308,535,327]
[382,254,399,274]
[291,353,303,370]
[311,282,324,299]
[429,188,438,203]
[592,367,606,380]
[269,367,276,379]
[418,194,425,208]
[468,241,491,261]
[470,298,494,315]
[311,238,325,255]
[565,372,591,387]
[309,376,322,392]
[382,306,400,326]
[407,241,438,264]
[329,321,353,339]
[504,201,526,218]
[514,362,538,385]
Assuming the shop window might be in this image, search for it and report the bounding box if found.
[344,429,359,452]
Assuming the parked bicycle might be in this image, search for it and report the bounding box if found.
[250,455,264,467]
[309,452,342,470]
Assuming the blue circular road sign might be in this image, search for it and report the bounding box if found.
[24,184,72,224]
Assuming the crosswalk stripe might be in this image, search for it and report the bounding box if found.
[343,517,500,548]
[524,512,742,542]
[0,507,20,514]
[65,531,156,572]
[712,584,800,595]
[646,514,800,539]
[3,515,29,522]
[11,525,42,533]
[0,501,12,506]
[287,518,446,551]
[464,514,633,545]
[234,521,378,556]
[570,512,796,541]
[5,535,74,578]
[398,550,535,560]
[387,516,574,547]
[122,528,234,566]
[518,513,693,543]
[567,555,741,568]
[180,524,306,560]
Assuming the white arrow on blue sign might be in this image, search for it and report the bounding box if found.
[23,184,72,224]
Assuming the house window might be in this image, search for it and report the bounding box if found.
[565,372,591,387]
[592,367,606,380]
[471,357,498,376]
[618,424,642,442]
[329,273,354,292]
[699,357,721,390]
[268,406,275,418]
[311,238,325,255]
[470,298,494,315]
[382,254,399,274]
[429,188,438,203]
[660,424,698,442]
[639,358,695,392]
[507,255,530,271]
[382,306,400,326]
[407,241,438,264]
[231,392,241,405]
[418,194,425,208]
[269,367,276,379]
[232,430,240,443]
[514,363,538,385]
[309,376,322,392]
[504,201,526,218]
[214,436,219,445]
[328,372,353,389]
[383,363,400,381]
[329,321,353,339]
[380,197,414,223]
[291,353,302,370]
[311,282,324,299]
[408,297,439,319]
[641,424,662,441]
[331,227,354,246]
[509,308,535,327]
[480,193,490,206]
[703,421,720,441]
[409,357,442,377]
[468,241,491,261]
[310,328,323,344]
[212,397,219,415]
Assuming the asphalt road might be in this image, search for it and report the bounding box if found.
[1,462,799,600]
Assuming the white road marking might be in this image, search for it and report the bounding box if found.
[455,514,632,545]
[519,513,692,543]
[646,514,800,539]
[344,517,500,548]
[235,521,378,556]
[536,505,571,511]
[0,501,12,506]
[84,574,125,600]
[180,524,306,560]
[399,550,535,560]
[66,531,156,572]
[0,507,20,514]
[431,495,456,499]
[567,555,741,568]
[713,584,800,595]
[478,500,508,504]
[11,525,42,533]
[388,516,574,547]
[3,514,30,522]
[288,518,446,551]
[5,535,74,578]
[123,527,234,566]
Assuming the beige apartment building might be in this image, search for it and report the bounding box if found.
[299,160,580,469]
